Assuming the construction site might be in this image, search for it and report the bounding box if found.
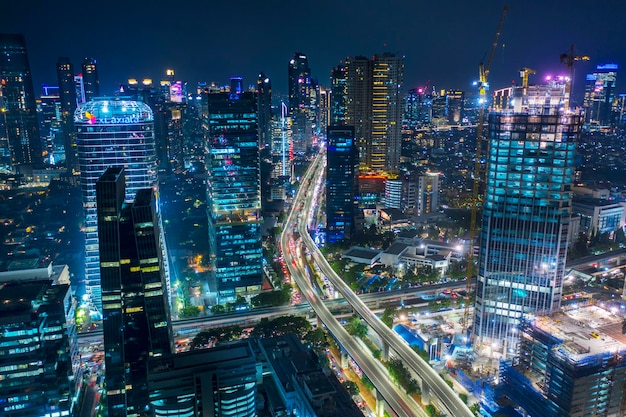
[498,305,626,417]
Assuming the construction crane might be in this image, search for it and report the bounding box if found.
[519,67,536,91]
[463,5,507,337]
[559,44,590,108]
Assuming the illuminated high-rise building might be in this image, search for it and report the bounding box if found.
[446,89,464,124]
[330,64,348,126]
[344,53,404,173]
[257,72,272,148]
[288,52,311,114]
[326,126,359,242]
[56,57,78,171]
[97,167,173,417]
[203,91,262,303]
[583,63,618,128]
[473,79,583,356]
[75,98,157,313]
[81,57,100,102]
[0,33,42,169]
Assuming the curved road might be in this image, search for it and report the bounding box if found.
[281,151,426,417]
[297,149,474,417]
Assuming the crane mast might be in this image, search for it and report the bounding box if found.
[463,6,507,337]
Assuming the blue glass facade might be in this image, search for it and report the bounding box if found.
[326,126,358,242]
[203,92,262,302]
[474,112,583,354]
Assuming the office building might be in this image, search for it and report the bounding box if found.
[0,279,81,417]
[203,91,262,303]
[56,57,78,171]
[326,126,359,242]
[288,53,317,152]
[148,341,257,417]
[499,309,626,417]
[583,63,618,128]
[97,167,173,416]
[383,178,402,209]
[414,172,440,216]
[330,64,348,126]
[571,197,626,236]
[74,74,86,104]
[257,72,272,148]
[81,58,100,102]
[75,98,157,313]
[344,53,404,173]
[473,79,583,355]
[37,87,64,165]
[288,52,311,115]
[446,89,464,124]
[0,33,42,169]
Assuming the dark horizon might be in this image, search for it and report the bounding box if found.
[4,0,626,103]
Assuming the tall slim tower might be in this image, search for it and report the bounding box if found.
[203,91,262,303]
[0,33,42,169]
[257,72,272,148]
[288,52,311,114]
[330,64,348,126]
[81,58,100,102]
[473,79,583,356]
[326,126,359,242]
[74,98,157,313]
[56,57,78,171]
[97,167,173,417]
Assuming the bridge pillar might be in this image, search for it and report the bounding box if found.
[381,341,389,361]
[340,348,349,370]
[316,316,322,329]
[421,384,430,405]
[375,388,385,417]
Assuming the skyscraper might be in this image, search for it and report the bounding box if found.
[330,64,348,126]
[326,126,359,242]
[56,57,78,171]
[344,53,404,173]
[203,91,262,303]
[97,167,173,416]
[473,79,583,355]
[257,72,272,148]
[583,63,618,128]
[75,98,157,313]
[81,57,100,102]
[0,33,42,169]
[288,52,311,114]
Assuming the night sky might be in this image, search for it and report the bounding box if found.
[4,0,626,103]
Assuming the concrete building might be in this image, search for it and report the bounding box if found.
[571,197,626,236]
[148,341,258,417]
[499,306,626,417]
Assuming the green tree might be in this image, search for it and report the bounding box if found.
[343,380,360,396]
[346,316,368,339]
[303,327,328,351]
[210,304,225,314]
[459,393,468,404]
[251,316,312,338]
[381,307,395,328]
[180,305,200,318]
[425,404,437,416]
[469,403,481,416]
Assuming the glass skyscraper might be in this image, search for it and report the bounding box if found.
[75,98,157,313]
[203,91,262,303]
[56,57,78,171]
[473,80,583,356]
[97,167,173,417]
[81,58,100,102]
[326,126,359,242]
[0,33,42,170]
[583,63,618,128]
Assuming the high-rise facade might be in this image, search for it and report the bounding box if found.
[344,53,404,173]
[56,57,78,171]
[473,80,583,355]
[0,279,80,417]
[288,52,311,114]
[81,58,100,102]
[583,63,618,128]
[326,126,359,242]
[0,33,42,169]
[203,91,262,303]
[97,167,173,416]
[75,98,157,313]
[330,64,348,126]
[257,72,272,148]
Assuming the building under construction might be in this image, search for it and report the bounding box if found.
[499,306,626,417]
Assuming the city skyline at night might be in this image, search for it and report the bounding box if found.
[3,1,626,102]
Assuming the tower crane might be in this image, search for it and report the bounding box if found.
[519,67,536,90]
[559,44,589,108]
[463,5,507,337]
